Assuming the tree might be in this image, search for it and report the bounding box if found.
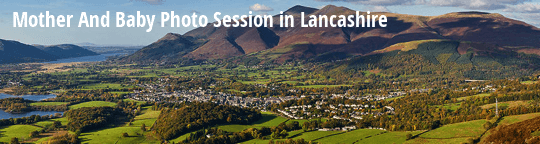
[141,123,147,132]
[29,130,39,138]
[10,137,19,144]
[406,133,413,140]
[52,120,62,128]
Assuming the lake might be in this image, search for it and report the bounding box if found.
[0,93,62,119]
[0,93,56,101]
[43,53,127,64]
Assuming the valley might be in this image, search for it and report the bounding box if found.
[2,3,540,144]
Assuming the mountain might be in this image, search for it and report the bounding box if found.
[0,39,59,64]
[122,33,205,63]
[124,5,540,64]
[34,44,99,59]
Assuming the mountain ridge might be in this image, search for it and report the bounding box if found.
[124,5,540,64]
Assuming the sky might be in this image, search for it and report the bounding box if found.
[1,0,540,46]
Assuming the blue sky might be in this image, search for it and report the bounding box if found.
[1,0,540,46]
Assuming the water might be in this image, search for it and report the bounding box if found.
[43,53,127,64]
[0,93,61,119]
[0,110,62,119]
[0,93,56,101]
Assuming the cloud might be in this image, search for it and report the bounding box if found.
[366,6,390,12]
[132,0,165,5]
[503,3,540,13]
[316,0,532,10]
[315,0,415,6]
[122,2,134,6]
[249,4,274,12]
[190,10,201,14]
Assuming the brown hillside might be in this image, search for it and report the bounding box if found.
[125,5,540,63]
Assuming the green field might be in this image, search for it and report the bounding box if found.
[499,112,540,125]
[419,119,486,139]
[295,85,352,88]
[123,99,147,105]
[30,102,69,106]
[0,125,42,142]
[358,131,424,144]
[521,81,537,84]
[79,83,133,90]
[435,103,461,111]
[79,106,160,144]
[69,101,117,109]
[34,117,69,128]
[457,93,491,101]
[217,112,288,132]
[315,129,385,143]
[405,119,487,144]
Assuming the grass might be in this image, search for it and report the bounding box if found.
[123,99,147,105]
[79,83,133,90]
[358,131,424,144]
[69,101,117,109]
[499,112,540,125]
[521,81,537,84]
[30,102,68,106]
[419,119,487,139]
[295,85,352,88]
[0,125,42,142]
[218,112,288,132]
[457,93,491,101]
[79,106,160,144]
[290,131,343,141]
[315,129,384,143]
[34,117,69,128]
[405,120,487,144]
[480,100,529,109]
[405,137,472,144]
[435,103,461,111]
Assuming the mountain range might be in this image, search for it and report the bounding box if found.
[123,5,540,65]
[0,40,98,64]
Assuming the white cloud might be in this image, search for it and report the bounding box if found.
[249,4,274,12]
[315,0,415,6]
[316,0,532,10]
[132,0,165,5]
[366,6,390,12]
[190,10,201,14]
[504,3,540,13]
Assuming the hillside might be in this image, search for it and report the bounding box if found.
[35,44,99,59]
[124,5,540,64]
[0,39,58,64]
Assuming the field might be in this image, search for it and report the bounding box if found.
[242,129,386,144]
[314,129,385,143]
[79,83,133,90]
[0,125,42,142]
[217,112,288,132]
[357,131,424,144]
[521,81,538,84]
[79,106,160,144]
[69,101,117,109]
[457,93,491,101]
[498,112,540,125]
[295,85,352,88]
[34,117,69,128]
[406,119,487,143]
[30,102,69,106]
[480,100,530,109]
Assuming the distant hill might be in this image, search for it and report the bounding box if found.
[34,44,99,59]
[124,5,540,64]
[0,39,58,64]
